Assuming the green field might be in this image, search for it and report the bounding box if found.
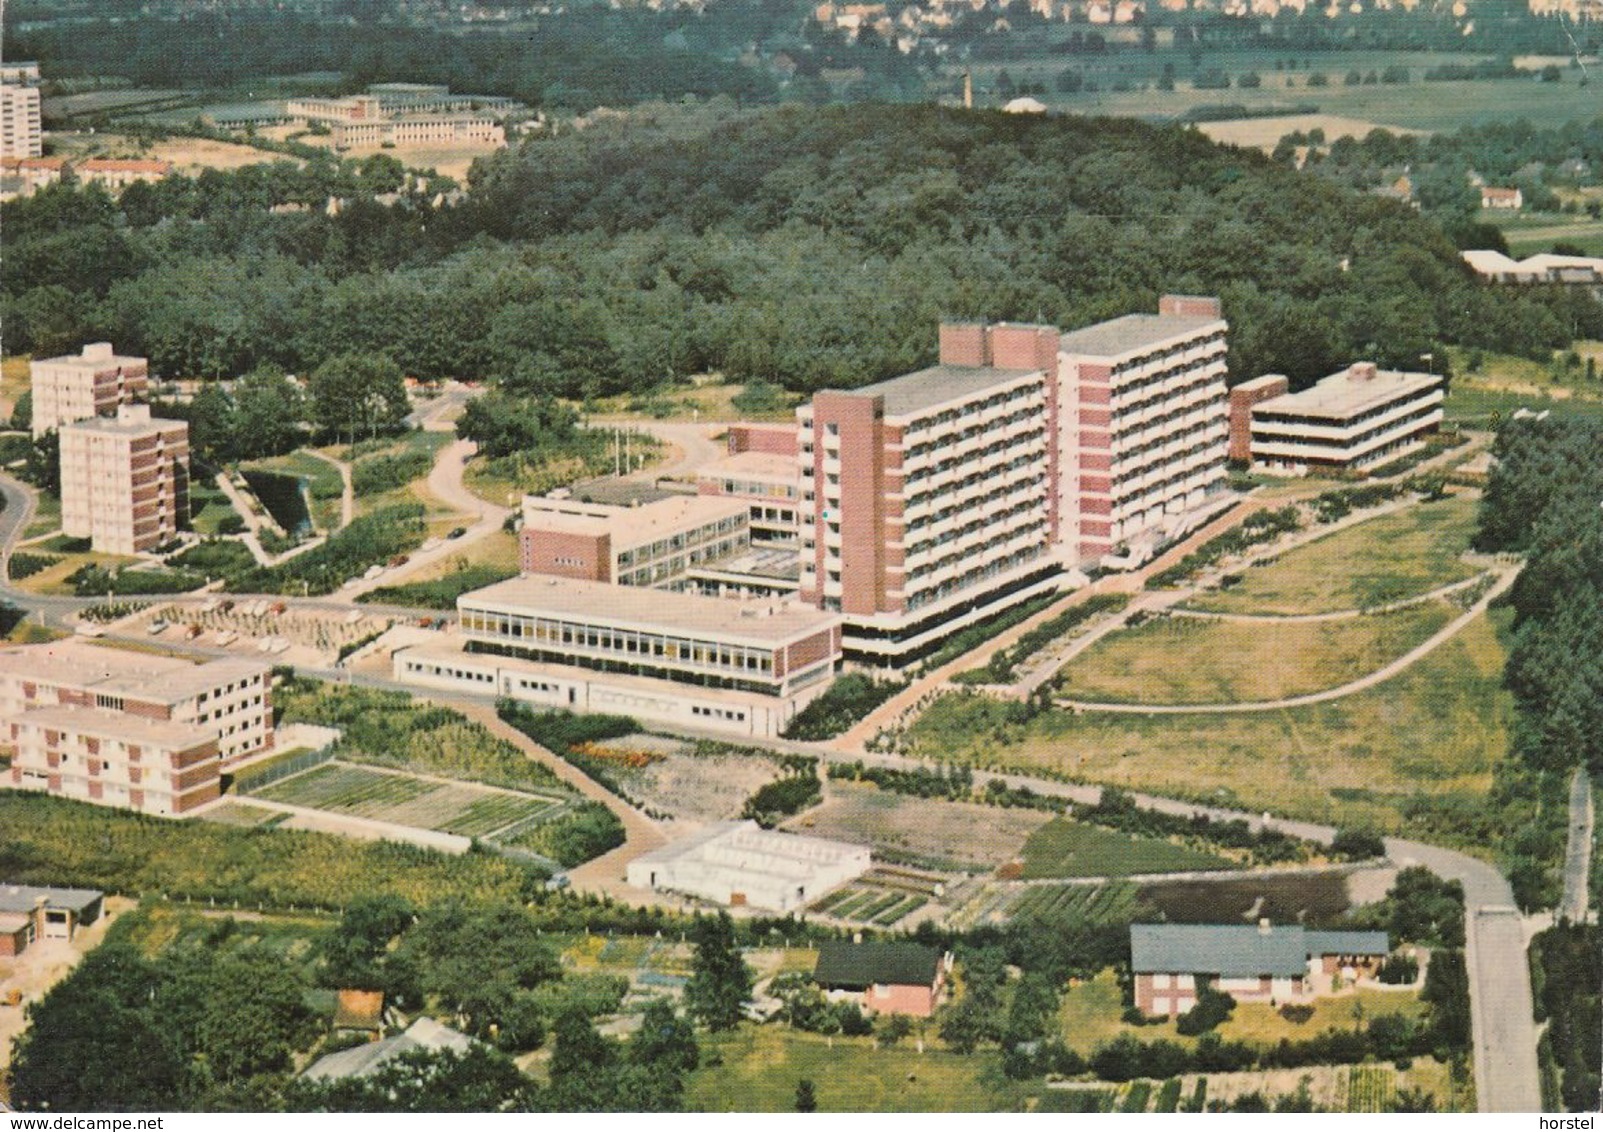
[252,762,563,838]
[1005,881,1141,923]
[1056,601,1452,705]
[686,1027,1030,1112]
[1182,496,1481,615]
[1492,211,1603,257]
[911,609,1510,838]
[1019,819,1233,878]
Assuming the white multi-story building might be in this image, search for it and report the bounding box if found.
[1057,294,1231,564]
[1249,362,1444,474]
[30,342,149,437]
[1,84,42,160]
[519,494,751,588]
[60,404,189,555]
[398,575,842,738]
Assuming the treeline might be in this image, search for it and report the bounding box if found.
[6,11,774,112]
[1530,923,1602,1112]
[6,103,1592,398]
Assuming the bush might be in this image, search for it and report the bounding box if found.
[1330,827,1386,860]
[226,504,425,595]
[7,552,58,580]
[351,448,434,496]
[1147,507,1302,589]
[68,564,205,596]
[741,768,821,827]
[781,672,906,740]
[1377,953,1419,984]
[1175,987,1235,1036]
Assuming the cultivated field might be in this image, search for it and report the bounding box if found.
[911,609,1511,836]
[250,761,567,839]
[783,781,1054,872]
[1135,869,1353,923]
[1019,818,1233,878]
[1181,496,1481,615]
[1055,601,1452,705]
[1196,113,1424,151]
[809,866,947,927]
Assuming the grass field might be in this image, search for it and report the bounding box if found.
[22,492,61,540]
[686,1027,1029,1112]
[911,608,1510,836]
[1491,210,1603,257]
[1019,818,1233,878]
[1182,496,1481,615]
[1056,601,1452,705]
[251,761,564,839]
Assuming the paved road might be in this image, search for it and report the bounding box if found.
[610,419,728,483]
[1560,766,1595,924]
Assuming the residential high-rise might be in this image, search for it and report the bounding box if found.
[0,84,41,160]
[797,296,1232,662]
[29,342,149,437]
[59,403,189,555]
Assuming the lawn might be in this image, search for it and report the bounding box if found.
[1019,818,1233,879]
[910,609,1511,839]
[686,1027,1030,1112]
[1491,211,1603,258]
[188,481,243,537]
[1056,969,1425,1054]
[1182,496,1481,615]
[21,491,60,540]
[1055,601,1452,705]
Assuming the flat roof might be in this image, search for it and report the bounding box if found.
[459,576,840,645]
[698,451,797,482]
[523,494,748,544]
[1235,373,1289,394]
[34,345,145,370]
[0,641,268,705]
[1256,366,1440,422]
[1057,312,1223,360]
[847,363,1039,418]
[61,412,186,439]
[17,704,214,750]
[0,883,103,915]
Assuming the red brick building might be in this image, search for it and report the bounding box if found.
[813,940,951,1017]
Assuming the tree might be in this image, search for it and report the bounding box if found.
[684,913,753,1031]
[308,352,408,444]
[286,1046,531,1112]
[23,430,59,495]
[631,999,699,1074]
[795,1078,818,1112]
[232,367,307,457]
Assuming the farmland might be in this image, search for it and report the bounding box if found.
[1055,600,1452,705]
[782,780,1053,872]
[1019,818,1233,879]
[808,866,947,927]
[249,761,568,840]
[605,738,786,822]
[1180,496,1481,616]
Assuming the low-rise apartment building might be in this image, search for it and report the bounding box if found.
[1248,362,1443,473]
[60,403,189,554]
[697,450,802,543]
[0,641,274,815]
[30,342,149,437]
[76,158,171,193]
[519,494,751,587]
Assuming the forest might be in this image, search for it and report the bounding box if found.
[5,102,1598,401]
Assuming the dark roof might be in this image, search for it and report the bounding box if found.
[1130,924,1390,978]
[813,941,940,990]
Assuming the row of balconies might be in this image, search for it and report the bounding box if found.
[900,414,1044,474]
[1110,363,1229,419]
[1250,394,1444,445]
[903,457,1045,522]
[904,527,1048,595]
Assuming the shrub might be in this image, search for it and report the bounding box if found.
[7,552,58,580]
[741,768,821,827]
[781,672,906,740]
[1176,987,1235,1036]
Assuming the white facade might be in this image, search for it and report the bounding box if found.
[394,642,832,740]
[1,85,41,160]
[626,820,871,911]
[1250,362,1444,473]
[60,404,189,555]
[30,342,149,437]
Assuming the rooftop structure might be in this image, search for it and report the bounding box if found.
[60,403,189,554]
[0,883,103,958]
[29,342,149,437]
[1462,249,1603,286]
[301,1018,473,1083]
[625,820,871,911]
[1249,362,1443,474]
[697,450,802,545]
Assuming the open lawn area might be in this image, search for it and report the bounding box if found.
[1020,818,1233,878]
[687,1027,1029,1112]
[1182,496,1481,615]
[911,610,1510,840]
[21,492,60,540]
[1055,601,1452,705]
[1056,969,1425,1055]
[1442,346,1603,425]
[1491,210,1603,258]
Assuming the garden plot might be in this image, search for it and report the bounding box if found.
[605,740,786,822]
[783,781,1054,872]
[249,761,566,840]
[808,865,948,927]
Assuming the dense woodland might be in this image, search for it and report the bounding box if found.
[5,104,1598,402]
